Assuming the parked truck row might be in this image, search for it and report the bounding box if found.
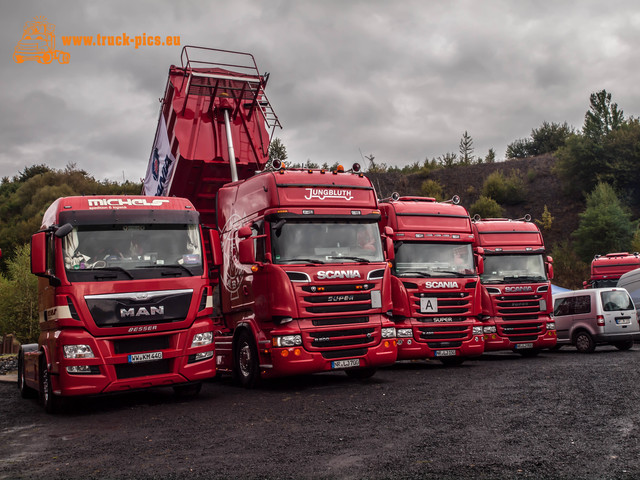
[18,46,559,413]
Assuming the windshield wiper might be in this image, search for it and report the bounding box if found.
[504,275,546,283]
[397,271,432,278]
[279,258,325,264]
[432,270,467,277]
[144,264,195,276]
[92,266,134,279]
[327,256,371,263]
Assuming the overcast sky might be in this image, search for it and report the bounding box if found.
[2,0,640,182]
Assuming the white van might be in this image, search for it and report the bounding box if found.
[552,287,640,353]
[617,268,640,312]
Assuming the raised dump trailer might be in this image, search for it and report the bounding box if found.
[585,252,640,289]
[145,46,397,385]
[472,217,556,356]
[378,195,484,365]
[20,196,218,413]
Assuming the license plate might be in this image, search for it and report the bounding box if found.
[128,351,163,363]
[515,343,534,350]
[332,358,360,369]
[616,318,631,325]
[420,297,438,313]
[435,349,456,357]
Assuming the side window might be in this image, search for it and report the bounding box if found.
[574,295,591,314]
[554,297,572,316]
[252,221,265,263]
[46,233,56,275]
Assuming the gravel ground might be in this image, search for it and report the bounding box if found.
[1,347,639,480]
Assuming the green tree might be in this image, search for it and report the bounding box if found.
[484,148,496,163]
[420,179,445,201]
[550,241,589,290]
[459,131,474,165]
[268,137,288,165]
[0,244,38,343]
[571,183,635,262]
[437,152,458,168]
[535,205,554,231]
[506,122,573,158]
[583,89,624,142]
[469,196,503,219]
[482,170,526,205]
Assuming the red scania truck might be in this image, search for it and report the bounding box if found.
[471,216,556,356]
[378,195,484,365]
[19,196,218,412]
[584,252,640,289]
[144,46,397,385]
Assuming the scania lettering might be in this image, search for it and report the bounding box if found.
[18,195,218,413]
[379,195,484,366]
[143,46,397,386]
[471,216,556,355]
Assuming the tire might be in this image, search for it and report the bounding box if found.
[575,331,596,353]
[517,349,541,358]
[614,339,634,351]
[173,382,202,398]
[439,357,465,366]
[39,358,64,413]
[234,331,260,389]
[17,351,37,399]
[345,367,377,379]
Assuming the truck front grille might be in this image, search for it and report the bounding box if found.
[113,336,170,354]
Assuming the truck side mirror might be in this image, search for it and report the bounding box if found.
[385,237,395,261]
[546,255,554,280]
[209,229,223,266]
[238,237,255,264]
[31,232,47,276]
[475,254,484,275]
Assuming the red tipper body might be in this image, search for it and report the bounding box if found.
[23,196,216,402]
[587,252,640,289]
[379,197,484,362]
[472,219,556,353]
[214,169,397,378]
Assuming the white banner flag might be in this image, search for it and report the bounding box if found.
[143,115,176,196]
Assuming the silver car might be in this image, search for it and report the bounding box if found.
[552,288,640,353]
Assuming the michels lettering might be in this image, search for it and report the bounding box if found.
[424,281,459,289]
[317,270,361,280]
[87,198,170,208]
[304,188,353,201]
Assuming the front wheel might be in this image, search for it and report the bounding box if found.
[39,358,64,414]
[234,331,260,389]
[345,367,376,379]
[614,339,634,351]
[575,331,596,353]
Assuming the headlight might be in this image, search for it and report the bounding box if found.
[191,332,213,347]
[381,327,396,338]
[272,334,303,347]
[473,326,484,335]
[547,322,556,331]
[483,326,497,334]
[63,344,95,359]
[397,328,413,338]
[540,299,547,311]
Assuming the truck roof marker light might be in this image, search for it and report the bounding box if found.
[333,165,344,174]
[416,234,424,238]
[526,247,532,251]
[277,209,288,214]
[320,169,326,174]
[351,210,361,215]
[251,265,259,273]
[452,235,460,239]
[308,169,313,174]
[302,209,314,215]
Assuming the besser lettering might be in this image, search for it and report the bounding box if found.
[317,270,361,280]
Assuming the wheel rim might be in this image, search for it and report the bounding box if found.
[238,343,252,378]
[576,334,589,351]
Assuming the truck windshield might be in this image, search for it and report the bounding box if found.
[63,224,203,280]
[271,221,384,264]
[394,242,475,277]
[481,254,547,284]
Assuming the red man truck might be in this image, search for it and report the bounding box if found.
[472,216,557,356]
[18,196,218,412]
[144,46,397,385]
[378,195,484,365]
[584,252,640,289]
